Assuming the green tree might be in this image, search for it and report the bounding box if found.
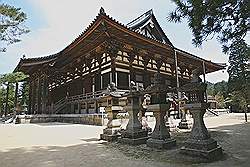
[214,81,228,98]
[215,92,226,108]
[0,72,28,116]
[206,81,215,96]
[168,0,249,53]
[19,80,29,106]
[206,81,227,108]
[0,72,27,84]
[0,87,5,114]
[169,0,249,112]
[226,91,247,112]
[0,2,29,52]
[227,39,249,110]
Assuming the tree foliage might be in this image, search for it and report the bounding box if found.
[206,81,228,98]
[227,39,250,110]
[19,80,29,106]
[168,0,249,53]
[215,92,226,108]
[0,83,15,115]
[0,72,27,84]
[214,81,228,98]
[227,39,249,93]
[0,2,29,52]
[169,0,249,111]
[0,72,28,115]
[206,81,228,109]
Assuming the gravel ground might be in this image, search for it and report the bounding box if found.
[0,113,249,167]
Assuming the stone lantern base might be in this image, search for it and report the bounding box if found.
[147,138,176,149]
[100,106,122,142]
[100,127,121,142]
[146,104,176,149]
[180,138,222,160]
[180,103,223,160]
[119,129,148,145]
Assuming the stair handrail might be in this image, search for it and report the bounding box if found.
[67,90,106,102]
[206,108,219,116]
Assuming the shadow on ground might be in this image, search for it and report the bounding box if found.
[0,123,249,167]
[103,122,250,167]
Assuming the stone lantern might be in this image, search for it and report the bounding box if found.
[145,73,176,149]
[119,81,148,145]
[100,83,123,142]
[180,68,222,160]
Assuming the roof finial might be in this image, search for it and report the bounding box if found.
[21,54,26,60]
[99,7,106,15]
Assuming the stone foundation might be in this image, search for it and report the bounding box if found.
[100,127,121,142]
[181,138,222,160]
[180,103,223,160]
[99,105,122,142]
[147,138,176,149]
[146,104,176,149]
[119,129,148,145]
[18,114,104,126]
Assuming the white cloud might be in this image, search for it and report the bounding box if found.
[1,0,229,83]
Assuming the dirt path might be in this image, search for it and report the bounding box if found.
[0,113,249,167]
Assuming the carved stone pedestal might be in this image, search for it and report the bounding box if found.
[100,106,122,142]
[120,129,148,145]
[147,104,176,149]
[119,93,148,145]
[180,103,222,160]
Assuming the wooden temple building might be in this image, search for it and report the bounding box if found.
[14,8,225,117]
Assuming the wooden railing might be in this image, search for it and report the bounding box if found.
[67,90,107,102]
[53,90,108,113]
[53,89,128,113]
[54,97,67,113]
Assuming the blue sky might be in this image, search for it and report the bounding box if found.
[0,0,231,83]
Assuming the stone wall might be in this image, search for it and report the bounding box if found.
[17,114,105,126]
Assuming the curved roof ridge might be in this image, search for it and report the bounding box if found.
[127,9,153,27]
[21,53,58,61]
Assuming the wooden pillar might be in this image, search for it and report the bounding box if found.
[174,49,181,119]
[128,51,135,82]
[32,80,36,114]
[202,61,208,102]
[180,67,186,79]
[37,76,41,114]
[41,77,45,114]
[143,56,150,88]
[4,82,10,117]
[170,64,175,77]
[156,59,163,74]
[28,80,32,114]
[187,68,192,80]
[44,75,49,114]
[111,55,116,84]
[95,100,98,113]
[14,82,18,116]
[78,102,81,114]
[174,50,180,89]
[96,54,102,91]
[47,77,52,114]
[70,103,74,114]
[86,102,89,114]
[202,61,206,83]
